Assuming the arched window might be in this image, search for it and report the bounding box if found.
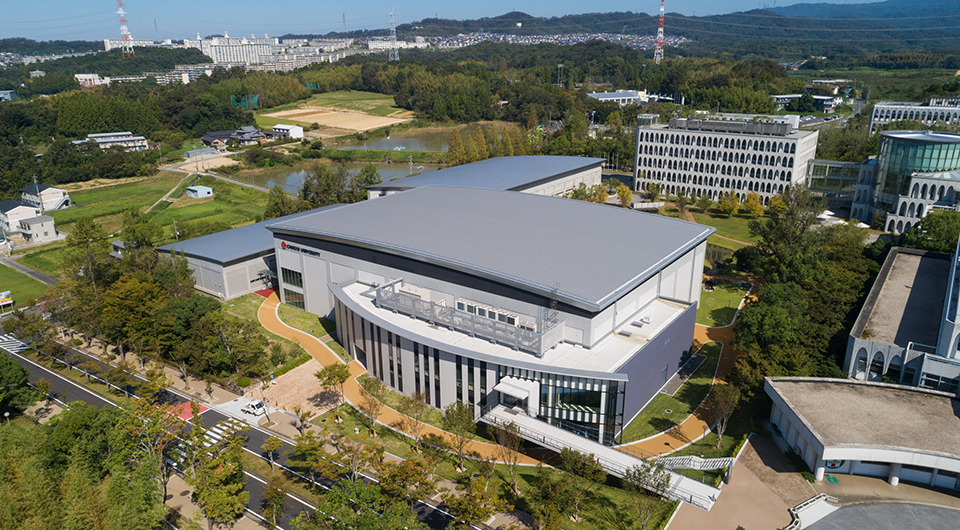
[919,204,925,217]
[922,184,928,198]
[912,183,919,197]
[888,220,895,231]
[908,203,915,217]
[897,220,903,233]
[899,203,907,216]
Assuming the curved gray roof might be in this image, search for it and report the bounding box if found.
[158,205,343,265]
[367,156,605,192]
[268,186,713,311]
[881,130,960,144]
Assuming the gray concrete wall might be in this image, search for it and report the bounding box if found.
[618,302,697,426]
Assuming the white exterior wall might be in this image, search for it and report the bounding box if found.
[870,102,960,133]
[522,166,603,197]
[634,125,819,205]
[1,205,40,234]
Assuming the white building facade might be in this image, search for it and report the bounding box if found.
[633,117,819,203]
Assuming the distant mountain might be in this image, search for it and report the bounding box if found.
[768,0,960,32]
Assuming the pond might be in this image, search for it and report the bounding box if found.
[332,124,489,152]
[239,162,440,194]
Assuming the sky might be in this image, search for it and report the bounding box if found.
[1,1,831,41]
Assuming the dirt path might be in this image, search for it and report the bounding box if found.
[256,291,541,465]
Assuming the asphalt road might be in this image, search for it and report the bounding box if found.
[0,333,460,530]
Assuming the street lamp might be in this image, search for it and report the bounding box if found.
[700,424,708,457]
[4,412,9,426]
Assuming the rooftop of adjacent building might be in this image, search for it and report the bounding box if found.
[639,119,817,140]
[366,155,604,192]
[335,280,689,377]
[268,186,713,311]
[765,377,960,458]
[0,200,37,213]
[157,205,343,265]
[880,130,960,144]
[856,248,950,348]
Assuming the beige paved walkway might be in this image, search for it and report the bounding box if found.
[813,474,960,508]
[670,437,813,529]
[257,292,540,465]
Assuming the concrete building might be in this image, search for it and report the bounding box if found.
[587,90,654,106]
[765,377,960,489]
[157,209,330,299]
[72,132,149,151]
[844,243,960,392]
[21,183,70,212]
[848,131,960,232]
[103,38,175,52]
[366,156,604,199]
[18,215,56,243]
[805,159,864,214]
[0,90,18,102]
[268,186,713,444]
[633,116,819,204]
[771,94,843,113]
[186,186,213,199]
[74,74,107,87]
[271,124,304,139]
[0,200,40,236]
[183,33,279,64]
[869,99,960,133]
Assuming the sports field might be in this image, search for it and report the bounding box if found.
[264,108,409,131]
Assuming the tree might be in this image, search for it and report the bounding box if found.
[261,474,287,528]
[742,191,765,218]
[718,189,740,217]
[292,479,426,530]
[359,377,385,437]
[377,458,438,506]
[474,129,488,160]
[704,384,740,448]
[186,427,249,530]
[263,185,305,220]
[623,460,671,530]
[696,195,712,212]
[198,310,268,377]
[120,208,162,250]
[786,92,816,113]
[447,129,465,166]
[399,392,430,450]
[493,421,522,494]
[900,209,960,253]
[262,435,283,472]
[441,401,476,470]
[292,404,315,435]
[443,477,511,530]
[676,190,690,218]
[463,133,479,163]
[616,183,632,208]
[316,363,351,422]
[560,448,606,522]
[529,465,567,528]
[646,182,661,201]
[285,430,327,486]
[0,353,33,413]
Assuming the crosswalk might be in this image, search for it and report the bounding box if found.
[169,417,249,469]
[0,333,28,354]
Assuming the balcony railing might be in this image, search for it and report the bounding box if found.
[375,281,563,357]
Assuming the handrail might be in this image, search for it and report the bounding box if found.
[784,493,839,530]
[480,405,716,510]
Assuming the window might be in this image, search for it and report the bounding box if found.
[281,267,303,288]
[283,289,304,309]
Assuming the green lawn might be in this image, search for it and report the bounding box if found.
[51,171,185,227]
[707,234,747,252]
[17,246,65,279]
[310,91,410,117]
[0,263,51,306]
[619,342,722,444]
[696,280,750,326]
[308,405,675,530]
[690,209,760,244]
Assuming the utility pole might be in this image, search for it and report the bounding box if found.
[409,155,413,175]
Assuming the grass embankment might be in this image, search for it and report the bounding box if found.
[696,281,750,327]
[320,148,446,164]
[690,210,760,244]
[0,263,52,303]
[18,172,272,276]
[304,405,675,530]
[619,342,723,444]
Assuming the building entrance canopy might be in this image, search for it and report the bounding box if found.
[494,376,538,400]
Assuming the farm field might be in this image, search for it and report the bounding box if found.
[264,108,409,132]
[259,90,414,134]
[18,172,270,276]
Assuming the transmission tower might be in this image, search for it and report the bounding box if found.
[116,0,135,58]
[388,7,400,61]
[654,0,665,65]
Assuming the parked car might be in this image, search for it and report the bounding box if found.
[241,400,266,416]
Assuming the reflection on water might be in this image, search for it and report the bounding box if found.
[243,162,440,194]
[334,124,487,152]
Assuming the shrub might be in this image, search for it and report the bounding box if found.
[237,376,251,388]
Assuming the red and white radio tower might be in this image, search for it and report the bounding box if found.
[654,0,665,65]
[116,1,135,58]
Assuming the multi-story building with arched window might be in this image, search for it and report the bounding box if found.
[632,117,819,205]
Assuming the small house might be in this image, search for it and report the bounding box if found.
[21,183,71,212]
[186,185,213,199]
[18,215,57,243]
[0,200,40,236]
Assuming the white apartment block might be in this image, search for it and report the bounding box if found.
[184,33,279,64]
[869,99,960,133]
[633,117,819,203]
